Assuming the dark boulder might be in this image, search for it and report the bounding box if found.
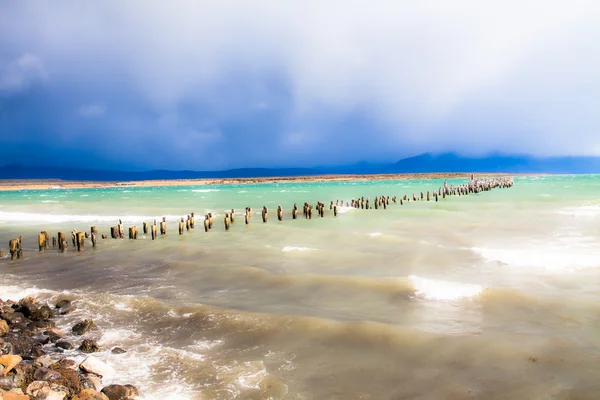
[56,341,74,350]
[72,320,95,336]
[79,339,100,353]
[33,366,63,381]
[111,347,126,355]
[101,384,140,400]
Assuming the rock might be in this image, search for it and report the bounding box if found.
[0,375,19,390]
[28,320,55,330]
[50,360,76,371]
[0,320,8,337]
[55,342,73,350]
[72,321,95,336]
[48,365,83,396]
[2,312,26,326]
[54,300,71,310]
[79,340,99,354]
[26,381,69,400]
[34,358,55,368]
[110,348,126,355]
[29,305,54,322]
[0,355,22,376]
[0,392,31,400]
[72,389,109,400]
[32,335,50,346]
[57,306,75,316]
[79,374,102,391]
[100,384,139,400]
[33,367,62,381]
[44,329,64,343]
[79,357,114,378]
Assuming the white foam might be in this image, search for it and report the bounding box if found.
[0,211,187,224]
[409,275,483,300]
[0,284,56,302]
[556,205,600,217]
[369,232,382,237]
[337,206,352,214]
[41,200,59,203]
[282,246,316,252]
[473,243,600,271]
[192,189,220,193]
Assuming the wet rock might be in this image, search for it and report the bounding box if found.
[2,313,26,326]
[79,374,102,391]
[0,392,31,400]
[32,335,50,346]
[0,320,8,337]
[54,300,70,310]
[33,367,62,381]
[34,358,55,368]
[72,389,109,400]
[0,355,22,375]
[28,320,55,330]
[44,329,64,344]
[50,360,76,371]
[72,320,95,336]
[28,305,54,322]
[79,340,100,354]
[49,365,83,396]
[55,342,73,351]
[12,363,34,391]
[110,348,126,355]
[100,384,139,400]
[57,306,75,316]
[0,375,19,390]
[79,357,114,378]
[26,380,69,400]
[29,343,46,359]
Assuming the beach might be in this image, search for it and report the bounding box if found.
[1,175,599,399]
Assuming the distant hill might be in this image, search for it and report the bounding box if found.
[1,153,599,181]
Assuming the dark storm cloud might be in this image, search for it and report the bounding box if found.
[1,0,599,170]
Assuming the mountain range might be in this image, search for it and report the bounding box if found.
[1,153,599,181]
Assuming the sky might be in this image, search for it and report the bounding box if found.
[1,1,600,171]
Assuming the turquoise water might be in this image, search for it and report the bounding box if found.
[1,175,600,399]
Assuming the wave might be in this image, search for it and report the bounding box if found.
[408,275,483,300]
[282,246,316,252]
[472,242,600,270]
[0,211,192,224]
[556,205,600,217]
[41,200,59,203]
[191,189,220,193]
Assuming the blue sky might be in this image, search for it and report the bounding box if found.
[1,1,599,170]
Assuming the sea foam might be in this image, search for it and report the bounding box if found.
[409,275,483,300]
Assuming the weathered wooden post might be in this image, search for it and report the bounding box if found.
[111,226,119,239]
[38,233,45,251]
[151,221,157,240]
[190,212,195,229]
[91,233,97,247]
[208,213,213,230]
[9,239,20,260]
[383,199,387,210]
[224,213,231,231]
[41,231,50,249]
[434,192,438,202]
[277,205,283,221]
[58,232,66,252]
[308,206,312,219]
[427,191,430,201]
[179,218,185,235]
[143,222,148,235]
[245,209,250,225]
[118,220,124,239]
[292,203,298,219]
[333,205,338,217]
[186,216,190,231]
[366,198,370,209]
[76,232,85,251]
[204,215,210,232]
[374,197,379,210]
[161,217,167,235]
[262,206,268,223]
[230,209,235,224]
[400,199,403,205]
[52,236,57,248]
[129,226,138,240]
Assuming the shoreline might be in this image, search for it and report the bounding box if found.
[0,172,526,192]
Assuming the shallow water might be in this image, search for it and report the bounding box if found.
[1,176,600,399]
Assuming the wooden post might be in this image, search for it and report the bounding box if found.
[427,191,430,201]
[186,217,190,231]
[208,213,213,230]
[143,222,148,234]
[277,205,283,221]
[245,210,249,225]
[41,231,50,249]
[111,226,119,239]
[91,233,97,247]
[204,215,210,232]
[76,232,85,251]
[118,220,124,239]
[190,212,195,229]
[38,234,45,251]
[90,226,98,237]
[161,217,167,235]
[374,197,378,210]
[58,232,66,252]
[129,227,136,239]
[334,205,338,217]
[179,218,184,235]
[293,203,298,220]
[9,239,20,260]
[52,236,57,248]
[308,206,312,219]
[224,214,231,231]
[262,206,268,223]
[230,209,235,224]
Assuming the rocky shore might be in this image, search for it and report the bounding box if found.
[0,296,139,400]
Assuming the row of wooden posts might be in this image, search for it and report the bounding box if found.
[2,177,514,260]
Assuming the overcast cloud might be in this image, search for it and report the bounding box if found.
[1,0,599,169]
